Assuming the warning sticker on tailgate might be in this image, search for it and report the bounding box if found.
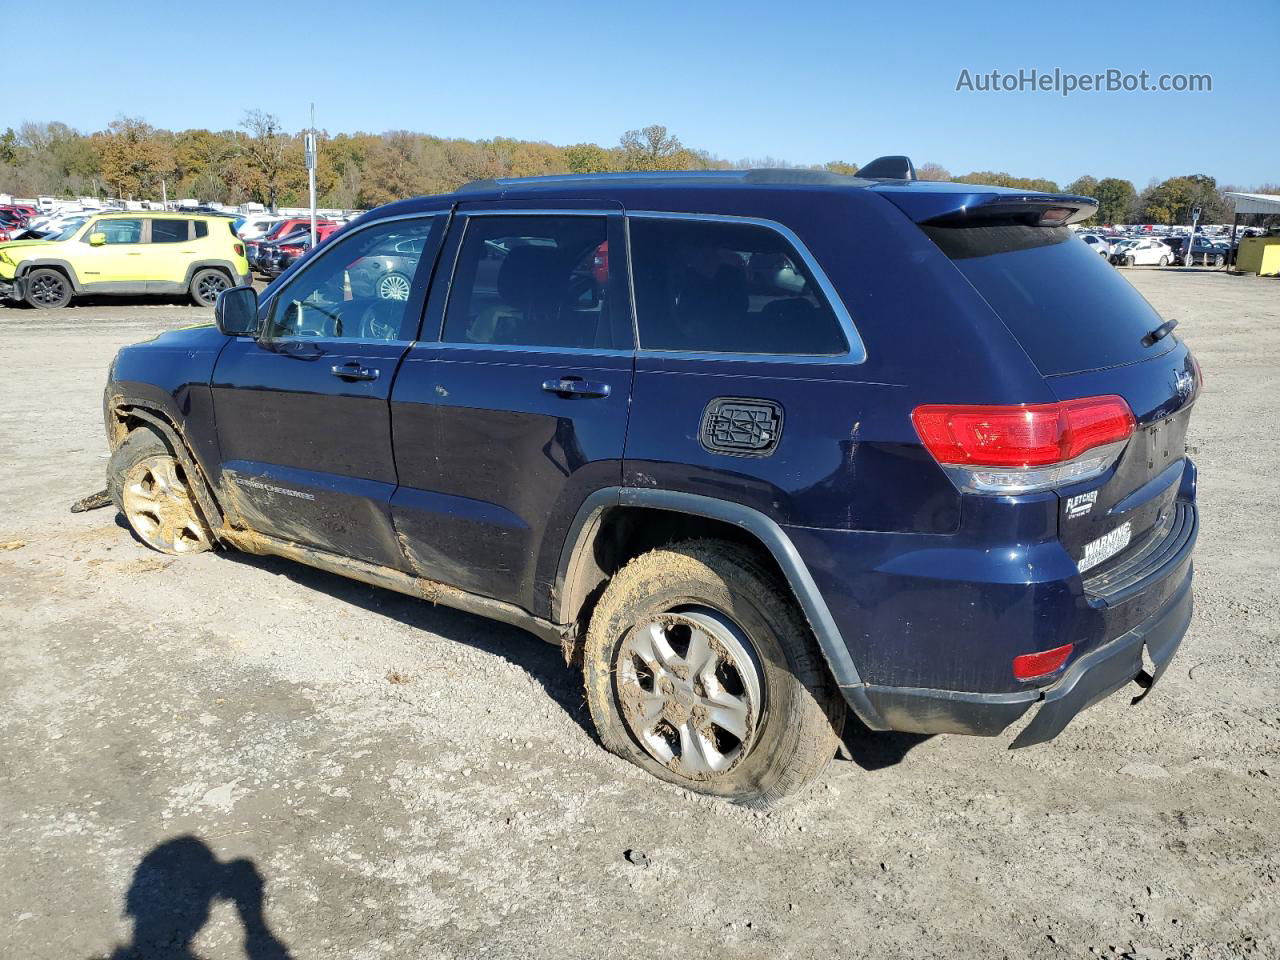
[1079,521,1132,573]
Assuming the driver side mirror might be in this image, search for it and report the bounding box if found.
[214,284,260,336]
[88,232,106,246]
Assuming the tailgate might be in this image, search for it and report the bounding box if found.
[1048,342,1198,583]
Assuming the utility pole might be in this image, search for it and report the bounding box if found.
[306,102,318,249]
[161,178,168,208]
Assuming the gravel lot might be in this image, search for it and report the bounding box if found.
[1,270,1276,960]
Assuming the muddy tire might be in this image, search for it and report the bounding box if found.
[583,539,845,808]
[108,427,212,555]
[190,268,231,308]
[24,268,72,309]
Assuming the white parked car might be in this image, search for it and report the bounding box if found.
[1079,234,1113,257]
[1110,238,1170,267]
[234,215,284,241]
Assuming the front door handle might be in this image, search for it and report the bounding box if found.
[542,377,610,398]
[331,362,379,381]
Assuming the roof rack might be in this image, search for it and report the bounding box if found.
[457,156,914,193]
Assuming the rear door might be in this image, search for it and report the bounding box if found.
[145,217,195,284]
[388,203,633,613]
[210,212,448,567]
[923,219,1198,590]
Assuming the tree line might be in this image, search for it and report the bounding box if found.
[0,113,1267,225]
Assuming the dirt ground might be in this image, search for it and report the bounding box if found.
[0,271,1276,960]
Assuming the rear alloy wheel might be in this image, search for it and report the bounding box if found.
[1214,254,1225,267]
[108,428,212,556]
[617,608,763,777]
[1158,255,1169,266]
[24,268,72,309]
[584,539,846,807]
[377,272,411,301]
[190,268,230,307]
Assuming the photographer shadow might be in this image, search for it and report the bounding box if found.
[96,835,291,960]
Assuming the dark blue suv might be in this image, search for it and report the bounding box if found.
[103,160,1199,807]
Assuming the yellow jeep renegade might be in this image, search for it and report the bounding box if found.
[0,212,251,309]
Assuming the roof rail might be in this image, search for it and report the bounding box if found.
[857,155,916,181]
[457,168,870,193]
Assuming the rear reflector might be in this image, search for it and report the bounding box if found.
[1013,643,1073,681]
[912,396,1136,494]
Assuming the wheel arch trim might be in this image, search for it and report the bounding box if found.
[16,259,82,292]
[183,260,240,288]
[554,487,889,730]
[107,399,224,530]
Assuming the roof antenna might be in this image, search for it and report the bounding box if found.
[858,156,916,181]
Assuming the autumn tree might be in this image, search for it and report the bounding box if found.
[240,110,292,210]
[96,117,169,199]
[915,161,951,181]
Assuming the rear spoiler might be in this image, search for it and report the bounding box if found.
[875,188,1099,226]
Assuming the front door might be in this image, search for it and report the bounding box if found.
[210,212,448,567]
[79,217,149,283]
[389,206,634,615]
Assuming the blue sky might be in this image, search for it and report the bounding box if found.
[5,0,1275,188]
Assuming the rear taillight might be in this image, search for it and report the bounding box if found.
[1013,642,1073,681]
[911,396,1136,494]
[234,242,245,257]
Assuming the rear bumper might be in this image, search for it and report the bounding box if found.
[786,473,1198,743]
[857,560,1192,743]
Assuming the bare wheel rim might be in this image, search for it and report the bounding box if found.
[31,274,66,305]
[616,607,764,780]
[120,455,209,554]
[197,272,228,303]
[378,273,411,301]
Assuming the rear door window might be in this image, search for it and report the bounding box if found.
[628,217,848,356]
[442,215,626,350]
[150,219,191,243]
[923,223,1170,376]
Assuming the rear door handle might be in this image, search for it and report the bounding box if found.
[331,362,379,381]
[542,377,610,398]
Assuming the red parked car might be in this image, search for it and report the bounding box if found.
[247,217,337,273]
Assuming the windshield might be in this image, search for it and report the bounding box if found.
[46,219,88,242]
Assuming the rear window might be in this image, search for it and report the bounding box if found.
[923,224,1168,376]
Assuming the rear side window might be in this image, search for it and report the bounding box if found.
[196,221,209,238]
[150,219,191,243]
[923,224,1167,376]
[443,215,627,350]
[629,217,848,355]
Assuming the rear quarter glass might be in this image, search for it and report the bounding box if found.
[923,223,1175,376]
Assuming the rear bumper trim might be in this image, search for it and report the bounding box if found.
[1009,564,1192,747]
[852,560,1193,743]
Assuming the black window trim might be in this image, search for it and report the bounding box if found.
[435,208,634,358]
[625,210,867,365]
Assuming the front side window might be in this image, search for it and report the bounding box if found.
[90,219,143,244]
[629,217,848,355]
[151,219,191,243]
[266,216,442,342]
[443,215,625,350]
